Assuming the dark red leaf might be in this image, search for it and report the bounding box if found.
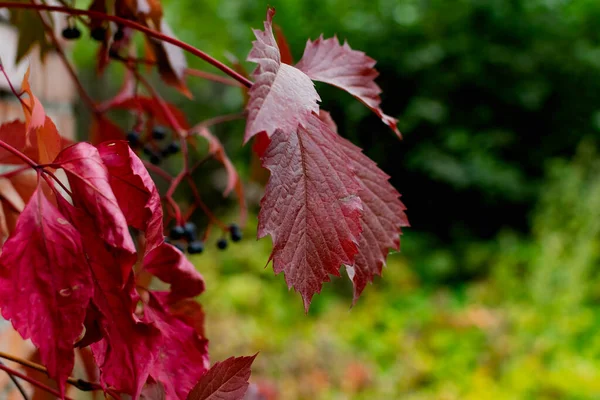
[0,183,92,397]
[54,142,136,283]
[274,24,294,65]
[91,115,125,145]
[258,113,363,311]
[318,112,409,302]
[244,8,320,143]
[168,298,206,338]
[143,243,206,304]
[144,292,209,400]
[98,140,164,255]
[187,355,257,400]
[296,36,401,137]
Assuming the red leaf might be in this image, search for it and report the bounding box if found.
[54,142,136,282]
[98,141,164,255]
[0,120,36,164]
[274,24,294,65]
[168,298,206,338]
[0,118,64,165]
[34,117,62,165]
[144,292,209,400]
[319,112,409,302]
[143,243,205,304]
[296,36,401,137]
[0,183,92,397]
[20,66,46,135]
[187,355,257,400]
[194,128,247,224]
[244,7,320,143]
[56,197,161,399]
[258,113,363,311]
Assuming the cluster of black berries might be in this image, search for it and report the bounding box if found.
[167,223,242,254]
[167,222,204,254]
[62,22,125,42]
[127,126,180,165]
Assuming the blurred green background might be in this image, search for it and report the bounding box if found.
[72,0,600,398]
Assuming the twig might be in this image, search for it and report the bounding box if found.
[190,112,246,132]
[0,360,29,400]
[185,68,244,88]
[0,363,72,400]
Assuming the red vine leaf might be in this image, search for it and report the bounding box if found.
[244,8,319,143]
[274,24,294,65]
[0,183,92,397]
[144,292,209,400]
[187,354,257,400]
[34,117,62,165]
[56,188,160,399]
[0,121,36,164]
[98,141,164,255]
[142,243,206,304]
[296,36,401,137]
[20,66,46,135]
[54,142,137,282]
[319,112,409,302]
[258,114,363,311]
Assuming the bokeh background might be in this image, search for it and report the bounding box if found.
[71,0,600,398]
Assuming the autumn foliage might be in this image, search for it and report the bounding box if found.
[0,2,407,399]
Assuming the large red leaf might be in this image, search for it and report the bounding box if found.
[0,118,64,165]
[187,355,257,400]
[144,292,209,400]
[143,243,205,304]
[0,183,92,397]
[57,196,160,399]
[98,141,164,255]
[318,111,409,301]
[258,113,363,311]
[54,143,136,283]
[244,7,319,143]
[295,36,400,137]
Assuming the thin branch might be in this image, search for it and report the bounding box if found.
[0,2,253,88]
[185,68,244,88]
[0,360,29,400]
[0,352,120,399]
[143,160,173,182]
[0,65,28,110]
[0,363,72,400]
[190,112,246,132]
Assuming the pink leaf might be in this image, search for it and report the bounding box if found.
[296,36,400,137]
[98,140,164,255]
[144,292,209,400]
[143,243,205,304]
[244,8,320,143]
[0,184,92,397]
[55,142,136,283]
[187,355,257,400]
[258,113,363,311]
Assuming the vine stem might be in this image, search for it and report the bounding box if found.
[0,363,73,400]
[0,351,120,399]
[0,360,29,400]
[185,68,244,88]
[0,1,253,88]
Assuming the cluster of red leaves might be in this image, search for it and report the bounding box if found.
[0,71,254,399]
[247,9,409,311]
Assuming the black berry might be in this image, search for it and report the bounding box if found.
[62,26,81,40]
[126,131,140,146]
[183,222,197,241]
[170,225,185,240]
[229,224,242,242]
[174,243,186,252]
[90,26,106,41]
[216,238,228,250]
[164,141,180,155]
[152,126,167,140]
[187,240,204,254]
[149,153,161,165]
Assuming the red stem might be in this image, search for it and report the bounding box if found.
[190,112,246,132]
[185,174,227,230]
[0,363,73,400]
[185,68,244,88]
[0,66,28,110]
[142,160,173,182]
[0,2,253,88]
